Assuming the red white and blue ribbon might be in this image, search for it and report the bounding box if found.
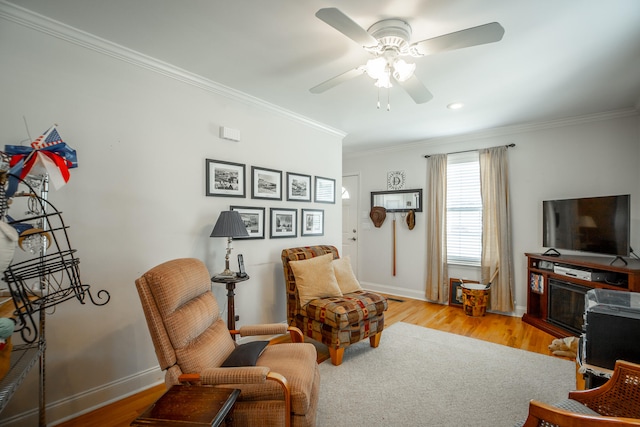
[4,125,78,196]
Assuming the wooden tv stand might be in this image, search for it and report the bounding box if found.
[523,253,640,337]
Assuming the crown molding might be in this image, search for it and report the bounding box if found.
[0,1,346,140]
[344,107,639,159]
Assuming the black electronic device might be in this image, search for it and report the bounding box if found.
[583,288,640,369]
[237,254,247,278]
[542,194,630,257]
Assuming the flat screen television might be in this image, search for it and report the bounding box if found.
[543,195,630,257]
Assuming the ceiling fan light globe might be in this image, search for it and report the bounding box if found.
[365,57,387,79]
[375,75,392,88]
[392,59,415,82]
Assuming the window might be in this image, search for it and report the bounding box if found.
[341,186,350,199]
[447,152,482,265]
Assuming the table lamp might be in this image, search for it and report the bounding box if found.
[210,210,249,277]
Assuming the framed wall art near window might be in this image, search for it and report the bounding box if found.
[270,208,297,238]
[314,176,335,204]
[230,206,265,240]
[252,166,282,200]
[205,159,246,197]
[286,172,312,202]
[301,209,324,236]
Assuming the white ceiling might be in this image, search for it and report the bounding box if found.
[6,0,640,153]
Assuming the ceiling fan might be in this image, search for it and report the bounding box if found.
[310,8,505,106]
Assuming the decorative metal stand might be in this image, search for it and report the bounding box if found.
[0,173,110,425]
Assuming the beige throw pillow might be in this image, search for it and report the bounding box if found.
[289,253,343,307]
[332,256,363,294]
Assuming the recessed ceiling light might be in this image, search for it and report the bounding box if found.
[447,102,464,110]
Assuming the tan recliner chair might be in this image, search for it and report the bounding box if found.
[135,258,320,427]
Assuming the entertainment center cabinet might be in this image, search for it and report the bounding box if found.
[523,253,640,337]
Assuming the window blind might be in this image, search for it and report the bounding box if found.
[447,152,482,265]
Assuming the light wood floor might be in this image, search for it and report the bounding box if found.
[56,295,564,427]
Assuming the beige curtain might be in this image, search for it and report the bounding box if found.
[479,146,514,312]
[425,154,448,302]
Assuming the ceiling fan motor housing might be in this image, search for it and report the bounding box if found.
[367,19,412,56]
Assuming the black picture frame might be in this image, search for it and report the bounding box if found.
[314,176,335,204]
[230,206,265,240]
[205,159,246,197]
[371,188,423,213]
[270,208,297,238]
[301,209,324,236]
[286,172,312,202]
[252,166,282,200]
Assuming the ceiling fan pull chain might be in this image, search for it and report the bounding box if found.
[387,86,391,111]
[377,86,381,109]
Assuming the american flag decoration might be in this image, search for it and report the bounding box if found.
[4,124,78,196]
[31,125,64,149]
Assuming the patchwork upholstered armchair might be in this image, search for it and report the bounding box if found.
[135,258,320,427]
[281,245,388,366]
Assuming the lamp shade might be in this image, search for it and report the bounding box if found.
[210,211,249,238]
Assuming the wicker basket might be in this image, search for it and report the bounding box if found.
[462,283,490,317]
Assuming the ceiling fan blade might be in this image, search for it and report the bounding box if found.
[310,67,365,94]
[397,75,433,104]
[316,8,379,48]
[410,22,505,56]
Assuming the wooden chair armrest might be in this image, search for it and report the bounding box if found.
[522,400,640,427]
[229,324,304,343]
[179,366,270,385]
[287,326,304,343]
[234,323,287,337]
[266,372,291,427]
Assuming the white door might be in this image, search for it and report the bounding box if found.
[342,174,359,276]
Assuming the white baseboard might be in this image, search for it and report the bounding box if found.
[1,366,164,427]
[360,281,428,302]
[514,305,527,317]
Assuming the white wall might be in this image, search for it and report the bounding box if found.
[0,11,342,425]
[344,111,640,312]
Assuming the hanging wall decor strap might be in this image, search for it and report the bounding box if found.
[423,143,515,158]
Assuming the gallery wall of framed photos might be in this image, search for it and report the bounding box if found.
[207,158,332,238]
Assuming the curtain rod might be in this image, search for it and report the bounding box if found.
[423,143,515,158]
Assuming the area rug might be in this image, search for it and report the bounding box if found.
[316,322,575,426]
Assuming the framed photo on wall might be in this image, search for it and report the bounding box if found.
[230,206,265,239]
[270,208,297,238]
[205,159,246,197]
[286,172,312,202]
[301,209,324,236]
[314,176,335,204]
[252,166,282,200]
